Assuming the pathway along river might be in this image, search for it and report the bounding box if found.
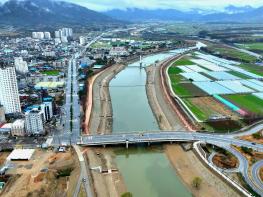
[109,51,192,197]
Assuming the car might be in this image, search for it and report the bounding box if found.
[82,178,86,182]
[252,142,256,145]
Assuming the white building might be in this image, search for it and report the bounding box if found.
[79,36,86,45]
[41,102,53,121]
[25,109,45,135]
[109,47,129,57]
[55,28,73,39]
[32,32,45,40]
[14,57,28,74]
[61,36,68,43]
[0,105,5,123]
[44,32,51,40]
[0,65,21,114]
[11,119,25,136]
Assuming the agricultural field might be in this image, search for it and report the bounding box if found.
[237,42,263,51]
[183,97,240,121]
[168,52,263,132]
[224,94,263,116]
[238,63,263,77]
[204,43,258,63]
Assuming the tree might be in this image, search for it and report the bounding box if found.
[252,133,261,139]
[192,177,202,190]
[121,192,133,197]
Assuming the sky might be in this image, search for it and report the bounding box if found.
[1,0,263,11]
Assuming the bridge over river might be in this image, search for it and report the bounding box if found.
[79,131,263,151]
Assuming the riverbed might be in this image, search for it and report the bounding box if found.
[109,52,192,197]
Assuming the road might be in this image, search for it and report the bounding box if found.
[251,160,263,192]
[80,129,263,196]
[73,145,94,197]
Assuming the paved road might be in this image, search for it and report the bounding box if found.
[73,145,94,197]
[251,160,263,192]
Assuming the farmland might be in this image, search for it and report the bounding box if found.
[202,43,259,63]
[167,51,263,131]
[224,94,263,115]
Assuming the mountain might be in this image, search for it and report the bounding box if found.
[0,0,119,27]
[104,6,263,23]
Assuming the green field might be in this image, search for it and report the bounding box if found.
[183,98,208,121]
[41,70,60,76]
[225,94,263,115]
[228,71,250,79]
[91,41,111,49]
[172,58,194,66]
[238,64,263,77]
[238,42,263,51]
[214,47,258,63]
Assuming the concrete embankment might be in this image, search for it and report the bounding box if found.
[84,64,126,134]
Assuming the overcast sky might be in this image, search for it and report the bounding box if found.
[1,0,263,11]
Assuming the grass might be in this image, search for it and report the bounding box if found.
[238,42,263,51]
[168,66,182,75]
[183,98,208,121]
[225,94,263,115]
[172,58,194,66]
[238,63,263,77]
[228,71,250,79]
[41,70,60,76]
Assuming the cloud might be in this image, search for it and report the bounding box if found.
[65,0,263,11]
[1,0,263,11]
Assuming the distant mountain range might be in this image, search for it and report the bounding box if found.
[0,0,262,28]
[104,6,263,23]
[0,0,118,27]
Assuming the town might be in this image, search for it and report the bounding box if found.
[0,0,263,197]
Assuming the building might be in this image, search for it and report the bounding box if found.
[79,36,86,45]
[0,65,21,114]
[41,102,53,121]
[25,109,45,135]
[61,36,68,43]
[0,105,5,124]
[14,57,28,74]
[11,119,25,136]
[109,47,129,57]
[44,32,51,40]
[32,32,45,40]
[55,28,73,39]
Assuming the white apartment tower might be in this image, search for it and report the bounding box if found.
[14,57,28,74]
[0,65,21,114]
[25,109,45,135]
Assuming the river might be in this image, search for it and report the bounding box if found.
[109,51,192,197]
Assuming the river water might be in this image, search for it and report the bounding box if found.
[109,51,192,197]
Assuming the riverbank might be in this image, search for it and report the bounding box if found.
[84,63,128,197]
[145,55,241,196]
[84,64,126,135]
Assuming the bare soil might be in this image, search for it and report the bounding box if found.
[3,149,79,197]
[212,154,239,169]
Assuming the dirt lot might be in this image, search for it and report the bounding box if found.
[240,132,263,144]
[165,145,240,197]
[0,152,10,166]
[2,149,80,197]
